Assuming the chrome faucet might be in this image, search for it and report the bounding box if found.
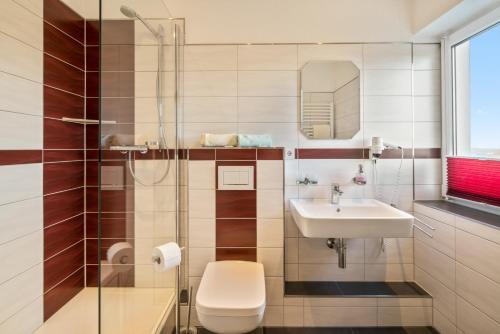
[331,183,343,204]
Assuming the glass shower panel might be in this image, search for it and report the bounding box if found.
[98,2,182,333]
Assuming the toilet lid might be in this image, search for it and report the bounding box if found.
[196,261,266,317]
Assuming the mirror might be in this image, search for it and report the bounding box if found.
[300,61,360,139]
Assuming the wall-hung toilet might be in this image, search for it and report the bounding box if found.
[196,261,266,334]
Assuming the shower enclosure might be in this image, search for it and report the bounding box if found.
[30,1,185,333]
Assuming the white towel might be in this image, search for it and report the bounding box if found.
[200,133,238,147]
[313,124,331,139]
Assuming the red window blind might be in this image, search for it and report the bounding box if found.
[447,157,500,207]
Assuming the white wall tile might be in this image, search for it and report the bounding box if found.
[12,0,43,17]
[0,70,42,116]
[0,197,42,245]
[365,238,413,264]
[298,263,364,281]
[0,297,42,334]
[189,219,215,248]
[188,161,215,189]
[415,185,442,201]
[303,297,376,307]
[188,248,214,277]
[0,263,42,324]
[0,111,42,149]
[238,45,297,70]
[378,306,432,326]
[413,203,455,227]
[134,45,175,72]
[433,308,457,334]
[257,219,283,247]
[0,164,42,205]
[184,45,237,71]
[414,122,441,148]
[364,70,411,95]
[364,263,414,281]
[456,229,500,283]
[265,277,284,305]
[298,44,363,69]
[238,97,297,123]
[183,122,238,148]
[263,306,284,326]
[184,71,237,97]
[0,0,42,50]
[456,263,500,323]
[414,70,441,96]
[257,247,283,277]
[134,71,176,97]
[363,44,412,69]
[413,44,441,70]
[257,160,283,189]
[455,216,500,245]
[456,296,500,334]
[303,306,377,326]
[364,122,413,148]
[414,96,441,122]
[257,189,284,218]
[414,159,442,184]
[284,306,303,326]
[0,230,42,284]
[0,33,42,82]
[285,237,298,263]
[238,71,297,97]
[364,95,412,122]
[414,213,455,258]
[378,297,432,307]
[184,97,238,123]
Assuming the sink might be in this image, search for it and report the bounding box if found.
[290,198,414,238]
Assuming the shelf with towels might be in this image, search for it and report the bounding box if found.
[61,117,117,125]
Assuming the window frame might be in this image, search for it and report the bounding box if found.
[442,7,500,212]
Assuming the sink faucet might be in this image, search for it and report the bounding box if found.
[331,183,343,204]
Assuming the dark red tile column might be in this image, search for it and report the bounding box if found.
[43,0,85,321]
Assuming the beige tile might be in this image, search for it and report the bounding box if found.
[433,308,457,334]
[284,306,303,326]
[257,160,283,190]
[364,70,411,95]
[257,189,284,219]
[456,263,500,323]
[188,161,215,189]
[413,44,441,70]
[365,238,413,264]
[257,248,283,277]
[184,97,238,123]
[0,197,42,244]
[284,296,303,306]
[0,296,42,334]
[414,70,441,96]
[414,239,455,289]
[184,45,237,71]
[134,71,176,97]
[263,306,284,326]
[184,71,237,97]
[0,72,42,116]
[298,263,364,281]
[135,97,176,123]
[377,297,432,307]
[363,44,412,69]
[413,203,455,226]
[364,263,414,281]
[303,306,377,326]
[134,45,175,72]
[0,33,42,83]
[265,277,284,305]
[285,211,299,237]
[285,237,298,264]
[303,297,377,307]
[238,45,297,70]
[285,263,299,281]
[12,0,43,17]
[238,71,297,97]
[414,212,455,258]
[298,44,363,69]
[257,219,284,248]
[0,0,42,50]
[455,216,500,244]
[0,163,42,205]
[189,219,215,248]
[364,95,412,122]
[0,111,42,150]
[378,306,432,326]
[456,296,500,334]
[188,248,214,277]
[456,229,500,283]
[0,263,42,323]
[238,97,298,123]
[0,230,42,284]
[188,189,215,218]
[415,266,456,323]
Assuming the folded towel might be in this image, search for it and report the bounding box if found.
[200,133,238,147]
[312,124,331,139]
[238,134,273,147]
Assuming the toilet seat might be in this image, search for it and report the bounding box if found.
[196,261,266,318]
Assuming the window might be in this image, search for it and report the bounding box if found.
[446,19,500,209]
[452,23,500,158]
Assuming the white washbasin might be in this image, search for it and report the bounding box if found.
[290,198,414,238]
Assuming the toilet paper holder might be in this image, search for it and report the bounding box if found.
[152,246,185,264]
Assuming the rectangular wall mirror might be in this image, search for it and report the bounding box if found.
[300,61,361,139]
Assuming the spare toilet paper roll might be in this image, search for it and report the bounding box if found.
[107,242,133,272]
[152,242,182,272]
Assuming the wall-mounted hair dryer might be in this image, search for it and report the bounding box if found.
[370,137,402,160]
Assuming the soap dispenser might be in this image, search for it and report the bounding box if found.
[353,164,367,185]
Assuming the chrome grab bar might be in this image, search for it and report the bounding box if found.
[412,224,433,238]
[413,216,436,230]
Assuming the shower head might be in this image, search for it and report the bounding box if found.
[119,5,164,39]
[120,5,137,18]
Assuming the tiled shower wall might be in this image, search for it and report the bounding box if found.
[182,43,442,285]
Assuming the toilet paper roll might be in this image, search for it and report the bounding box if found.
[152,242,182,272]
[107,242,133,272]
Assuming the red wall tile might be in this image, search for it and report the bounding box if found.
[44,22,84,69]
[44,150,84,163]
[0,150,42,165]
[44,54,84,96]
[216,219,256,247]
[44,118,84,149]
[43,161,84,194]
[216,148,256,160]
[44,187,84,227]
[216,190,256,219]
[43,0,84,43]
[44,240,84,291]
[189,149,216,160]
[44,268,84,321]
[44,86,84,119]
[44,214,84,259]
[257,148,284,160]
[216,248,257,262]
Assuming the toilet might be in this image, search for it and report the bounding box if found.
[196,261,266,334]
